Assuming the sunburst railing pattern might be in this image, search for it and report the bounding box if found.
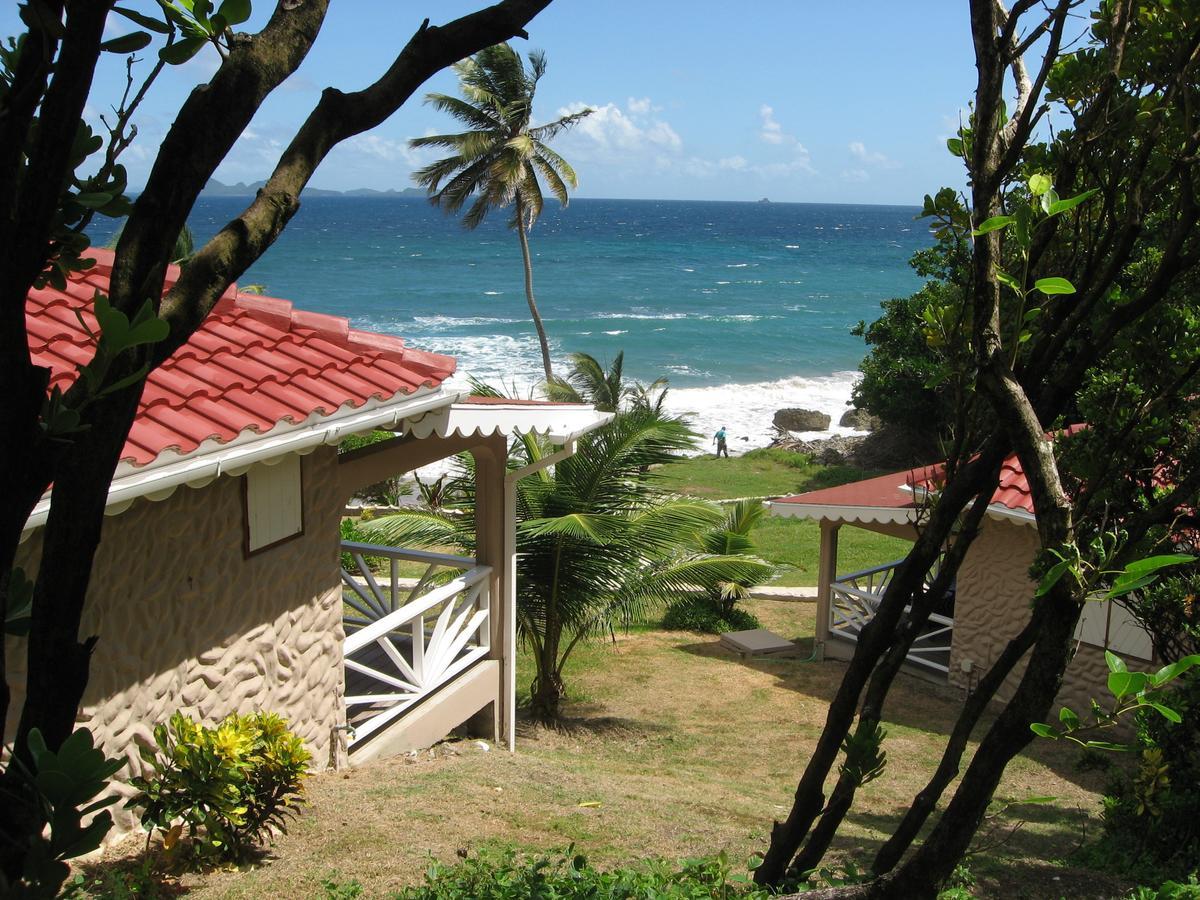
[828,558,953,675]
[341,540,492,746]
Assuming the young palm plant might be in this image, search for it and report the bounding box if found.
[545,350,672,412]
[410,43,592,381]
[360,406,774,722]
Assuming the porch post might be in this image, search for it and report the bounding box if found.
[815,520,840,651]
[471,434,508,745]
[501,477,517,751]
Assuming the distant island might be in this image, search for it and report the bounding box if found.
[200,178,426,198]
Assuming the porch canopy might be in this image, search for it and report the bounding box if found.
[766,458,1039,680]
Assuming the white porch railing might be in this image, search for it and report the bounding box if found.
[341,540,492,746]
[829,558,953,675]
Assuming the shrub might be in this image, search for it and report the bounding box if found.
[662,595,761,634]
[337,429,395,454]
[2,728,125,898]
[128,711,311,864]
[1127,874,1200,899]
[393,846,770,899]
[1085,671,1200,881]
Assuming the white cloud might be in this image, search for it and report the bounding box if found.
[558,100,682,157]
[344,133,426,165]
[754,104,814,175]
[848,140,900,169]
[760,105,786,145]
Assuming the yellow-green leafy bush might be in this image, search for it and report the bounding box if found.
[128,711,311,863]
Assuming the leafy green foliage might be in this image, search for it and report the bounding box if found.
[362,358,776,718]
[1031,652,1200,750]
[0,728,125,899]
[337,429,395,455]
[850,281,961,444]
[61,857,165,899]
[128,711,311,864]
[157,0,253,64]
[661,595,761,634]
[1084,671,1200,882]
[838,722,887,788]
[1126,874,1200,899]
[388,846,771,899]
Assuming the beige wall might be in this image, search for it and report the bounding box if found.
[948,516,1118,716]
[6,445,347,835]
[948,518,1041,699]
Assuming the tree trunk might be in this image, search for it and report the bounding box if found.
[755,444,1006,886]
[515,201,554,381]
[529,613,563,721]
[880,596,1081,897]
[871,608,1041,875]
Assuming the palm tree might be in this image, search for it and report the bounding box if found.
[546,350,670,415]
[361,406,775,722]
[410,44,592,381]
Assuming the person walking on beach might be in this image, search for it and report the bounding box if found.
[714,426,729,458]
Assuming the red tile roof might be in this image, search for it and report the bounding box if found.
[26,249,456,467]
[774,456,1038,516]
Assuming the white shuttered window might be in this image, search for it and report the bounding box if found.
[245,455,303,553]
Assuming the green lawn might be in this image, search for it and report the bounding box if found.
[657,448,910,587]
[754,516,911,587]
[655,447,887,501]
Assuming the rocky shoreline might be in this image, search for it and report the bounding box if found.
[768,406,938,470]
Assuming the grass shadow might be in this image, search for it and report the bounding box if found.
[515,711,669,742]
[670,631,1118,795]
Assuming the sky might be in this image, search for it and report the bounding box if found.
[2,2,995,205]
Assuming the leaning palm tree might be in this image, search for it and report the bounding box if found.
[410,44,592,381]
[361,406,775,721]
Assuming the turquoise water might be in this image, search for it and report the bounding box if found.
[95,197,932,445]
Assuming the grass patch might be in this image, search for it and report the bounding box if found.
[753,517,912,587]
[656,450,911,588]
[655,448,885,501]
[120,599,1122,899]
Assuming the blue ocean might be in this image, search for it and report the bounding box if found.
[97,197,932,447]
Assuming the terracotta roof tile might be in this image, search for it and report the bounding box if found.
[773,441,1079,517]
[25,248,456,468]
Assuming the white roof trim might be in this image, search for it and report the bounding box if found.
[767,500,918,526]
[110,385,447,480]
[21,387,461,541]
[768,498,1033,527]
[402,402,615,445]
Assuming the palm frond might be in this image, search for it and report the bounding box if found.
[544,375,585,403]
[520,512,628,544]
[516,166,544,228]
[358,509,471,554]
[423,92,505,132]
[529,110,593,147]
[532,153,571,206]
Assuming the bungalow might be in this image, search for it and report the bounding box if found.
[8,249,610,832]
[768,457,1156,715]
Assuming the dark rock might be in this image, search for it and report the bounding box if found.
[839,408,880,431]
[769,424,943,470]
[772,407,832,432]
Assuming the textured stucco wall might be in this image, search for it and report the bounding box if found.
[6,445,346,835]
[949,520,1040,699]
[949,518,1114,714]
